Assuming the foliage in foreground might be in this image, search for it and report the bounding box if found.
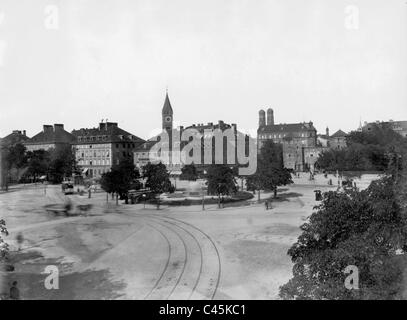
[280,174,407,299]
[0,219,9,261]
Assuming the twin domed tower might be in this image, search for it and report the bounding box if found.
[258,108,274,127]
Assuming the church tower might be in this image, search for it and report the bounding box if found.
[162,91,173,131]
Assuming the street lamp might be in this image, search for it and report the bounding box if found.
[201,181,205,211]
[142,194,146,209]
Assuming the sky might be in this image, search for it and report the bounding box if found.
[0,0,406,139]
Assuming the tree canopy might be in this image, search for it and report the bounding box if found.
[100,159,140,200]
[206,164,237,204]
[317,124,407,172]
[246,140,292,198]
[179,164,198,181]
[279,174,407,299]
[142,162,173,194]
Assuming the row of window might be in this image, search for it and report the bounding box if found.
[77,136,109,142]
[115,143,136,149]
[76,144,111,149]
[258,132,312,139]
[79,159,111,166]
[77,150,110,158]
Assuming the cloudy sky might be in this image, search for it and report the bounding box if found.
[0,0,406,139]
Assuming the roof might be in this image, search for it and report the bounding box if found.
[330,130,347,138]
[162,93,173,115]
[1,131,29,146]
[25,126,75,145]
[135,126,248,153]
[72,123,145,145]
[258,122,317,134]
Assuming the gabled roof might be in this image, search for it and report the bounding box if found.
[1,131,29,146]
[72,123,145,145]
[26,126,75,145]
[162,92,173,115]
[258,122,317,134]
[330,130,347,138]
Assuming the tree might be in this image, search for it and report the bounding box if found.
[317,124,407,172]
[246,140,292,199]
[0,219,9,261]
[279,175,407,300]
[206,164,237,208]
[180,164,198,181]
[0,143,27,187]
[48,145,77,183]
[101,159,140,204]
[24,149,51,182]
[142,162,173,209]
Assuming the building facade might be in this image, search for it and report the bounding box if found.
[134,93,249,175]
[257,108,321,171]
[329,129,348,150]
[72,122,144,178]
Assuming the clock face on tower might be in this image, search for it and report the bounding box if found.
[164,116,172,123]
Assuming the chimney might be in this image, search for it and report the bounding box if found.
[54,124,64,131]
[106,122,118,129]
[43,125,53,133]
[267,108,274,126]
[99,122,106,131]
[259,110,266,127]
[326,127,329,137]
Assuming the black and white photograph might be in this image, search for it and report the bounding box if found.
[0,0,407,309]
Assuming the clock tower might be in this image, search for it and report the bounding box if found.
[162,91,173,131]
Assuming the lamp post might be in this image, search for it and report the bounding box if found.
[201,181,205,211]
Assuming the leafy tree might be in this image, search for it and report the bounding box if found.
[180,164,198,181]
[142,162,173,208]
[279,175,407,300]
[6,143,27,170]
[24,149,51,182]
[206,164,237,208]
[101,159,140,204]
[0,219,9,261]
[317,124,407,172]
[48,145,77,183]
[246,140,292,199]
[142,162,172,194]
[0,143,27,187]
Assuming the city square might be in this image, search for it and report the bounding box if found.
[0,173,378,299]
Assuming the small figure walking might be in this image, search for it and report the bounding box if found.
[10,281,20,300]
[16,232,24,251]
[265,200,269,210]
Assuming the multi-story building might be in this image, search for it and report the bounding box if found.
[257,108,321,171]
[134,92,250,175]
[24,124,75,152]
[72,122,144,178]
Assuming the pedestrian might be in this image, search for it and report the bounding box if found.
[9,281,20,300]
[265,200,269,210]
[16,232,24,251]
